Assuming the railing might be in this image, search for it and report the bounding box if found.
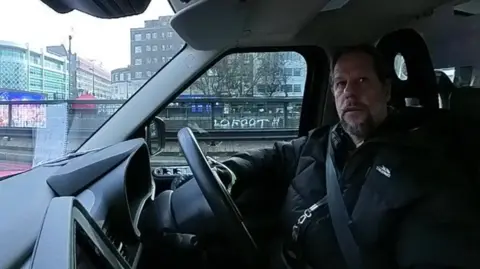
[0,98,303,168]
[0,97,303,140]
[0,128,298,141]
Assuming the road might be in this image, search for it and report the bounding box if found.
[0,138,279,174]
[0,151,230,176]
[0,161,32,177]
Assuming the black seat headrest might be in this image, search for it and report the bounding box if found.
[449,87,480,119]
[376,29,438,109]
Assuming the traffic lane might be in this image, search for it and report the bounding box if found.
[0,154,192,177]
[0,150,225,167]
[0,137,284,151]
[0,139,281,174]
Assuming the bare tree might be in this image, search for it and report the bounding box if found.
[190,54,254,97]
[253,53,289,96]
[189,52,289,97]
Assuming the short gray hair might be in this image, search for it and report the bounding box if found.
[330,44,391,85]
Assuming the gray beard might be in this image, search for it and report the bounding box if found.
[340,114,375,142]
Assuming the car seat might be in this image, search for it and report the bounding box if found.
[376,28,439,109]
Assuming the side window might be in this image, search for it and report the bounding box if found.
[153,51,307,170]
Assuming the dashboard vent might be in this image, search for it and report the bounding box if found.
[101,220,133,264]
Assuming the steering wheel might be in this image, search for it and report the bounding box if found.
[177,127,258,263]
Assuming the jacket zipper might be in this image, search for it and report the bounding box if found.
[338,137,424,186]
[337,141,373,187]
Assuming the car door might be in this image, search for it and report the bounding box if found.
[147,48,330,191]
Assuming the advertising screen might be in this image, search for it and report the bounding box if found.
[0,90,47,128]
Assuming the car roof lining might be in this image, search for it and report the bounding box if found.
[296,0,451,47]
[170,0,455,50]
[415,3,480,69]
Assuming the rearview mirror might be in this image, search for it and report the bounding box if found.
[146,116,166,156]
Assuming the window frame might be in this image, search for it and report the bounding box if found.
[80,45,329,153]
[139,46,329,141]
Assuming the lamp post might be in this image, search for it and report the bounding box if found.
[126,80,130,99]
[89,60,97,97]
[68,35,72,99]
[92,64,95,96]
[68,27,76,99]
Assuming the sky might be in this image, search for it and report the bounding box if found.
[0,0,175,71]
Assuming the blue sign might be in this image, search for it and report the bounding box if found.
[177,93,219,113]
[0,90,46,101]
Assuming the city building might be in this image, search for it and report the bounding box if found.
[111,15,184,99]
[0,40,69,99]
[253,51,307,97]
[47,45,112,99]
[281,52,308,97]
[111,67,145,99]
[130,15,184,81]
[75,57,111,99]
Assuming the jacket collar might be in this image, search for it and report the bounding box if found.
[331,107,407,148]
[331,107,429,151]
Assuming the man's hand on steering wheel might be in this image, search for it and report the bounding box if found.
[171,164,233,191]
[177,127,259,267]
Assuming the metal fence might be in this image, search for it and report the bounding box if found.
[0,97,303,139]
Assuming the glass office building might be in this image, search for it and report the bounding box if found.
[0,41,68,100]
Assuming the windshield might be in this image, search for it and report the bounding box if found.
[0,0,184,176]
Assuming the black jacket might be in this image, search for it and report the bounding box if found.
[223,108,480,269]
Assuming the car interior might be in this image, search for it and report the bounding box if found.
[1,0,480,268]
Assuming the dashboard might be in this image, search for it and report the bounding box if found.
[0,138,154,269]
[32,197,142,269]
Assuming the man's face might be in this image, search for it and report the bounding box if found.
[332,51,391,139]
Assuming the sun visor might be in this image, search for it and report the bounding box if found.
[170,0,248,51]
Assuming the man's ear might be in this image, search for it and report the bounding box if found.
[383,79,392,102]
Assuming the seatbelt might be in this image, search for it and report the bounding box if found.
[326,130,364,269]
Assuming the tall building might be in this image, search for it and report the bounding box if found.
[111,15,185,99]
[280,52,308,97]
[75,57,111,99]
[252,52,307,97]
[0,41,68,99]
[47,45,112,99]
[111,66,144,99]
[130,16,184,81]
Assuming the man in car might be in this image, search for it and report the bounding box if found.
[212,44,480,269]
[153,45,480,269]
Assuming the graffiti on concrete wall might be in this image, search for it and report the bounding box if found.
[213,116,284,129]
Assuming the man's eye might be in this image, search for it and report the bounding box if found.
[336,81,346,89]
[359,77,368,83]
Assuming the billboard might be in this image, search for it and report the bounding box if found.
[0,90,47,128]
